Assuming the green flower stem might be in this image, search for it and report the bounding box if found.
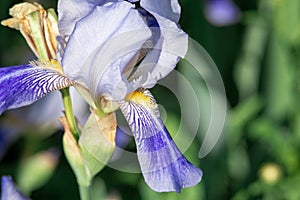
[79,185,91,200]
[60,88,79,140]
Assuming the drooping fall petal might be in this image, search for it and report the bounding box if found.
[0,64,72,115]
[120,89,202,192]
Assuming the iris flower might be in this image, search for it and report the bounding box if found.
[204,0,241,26]
[0,0,202,192]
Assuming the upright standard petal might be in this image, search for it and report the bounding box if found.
[137,0,187,85]
[62,1,151,100]
[57,0,112,38]
[0,64,72,115]
[1,176,29,200]
[119,89,202,192]
[140,0,181,23]
[130,9,188,89]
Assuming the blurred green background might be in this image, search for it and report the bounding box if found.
[1,0,300,199]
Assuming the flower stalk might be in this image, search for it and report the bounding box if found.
[60,88,80,140]
[79,185,91,200]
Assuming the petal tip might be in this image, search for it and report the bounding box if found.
[143,155,203,193]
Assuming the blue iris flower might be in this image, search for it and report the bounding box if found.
[204,0,241,26]
[0,0,202,192]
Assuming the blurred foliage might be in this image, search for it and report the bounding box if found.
[1,0,300,199]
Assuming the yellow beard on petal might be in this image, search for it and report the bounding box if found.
[30,59,64,74]
[125,89,159,116]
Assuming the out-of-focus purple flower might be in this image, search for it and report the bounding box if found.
[0,124,25,160]
[1,176,29,200]
[204,0,241,26]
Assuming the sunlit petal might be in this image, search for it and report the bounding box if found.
[62,1,151,100]
[0,64,72,115]
[57,0,114,38]
[120,89,202,192]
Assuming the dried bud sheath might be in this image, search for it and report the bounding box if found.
[1,3,59,61]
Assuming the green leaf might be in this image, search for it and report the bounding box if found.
[234,16,268,98]
[248,118,299,174]
[273,0,300,46]
[265,34,294,120]
[228,95,263,145]
[278,173,300,200]
[228,145,250,181]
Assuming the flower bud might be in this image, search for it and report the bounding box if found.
[1,2,59,61]
[59,117,91,186]
[17,148,59,195]
[60,111,116,187]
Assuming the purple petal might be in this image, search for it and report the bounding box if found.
[110,126,132,161]
[1,176,29,200]
[115,126,132,148]
[120,89,202,192]
[140,0,182,23]
[0,65,72,115]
